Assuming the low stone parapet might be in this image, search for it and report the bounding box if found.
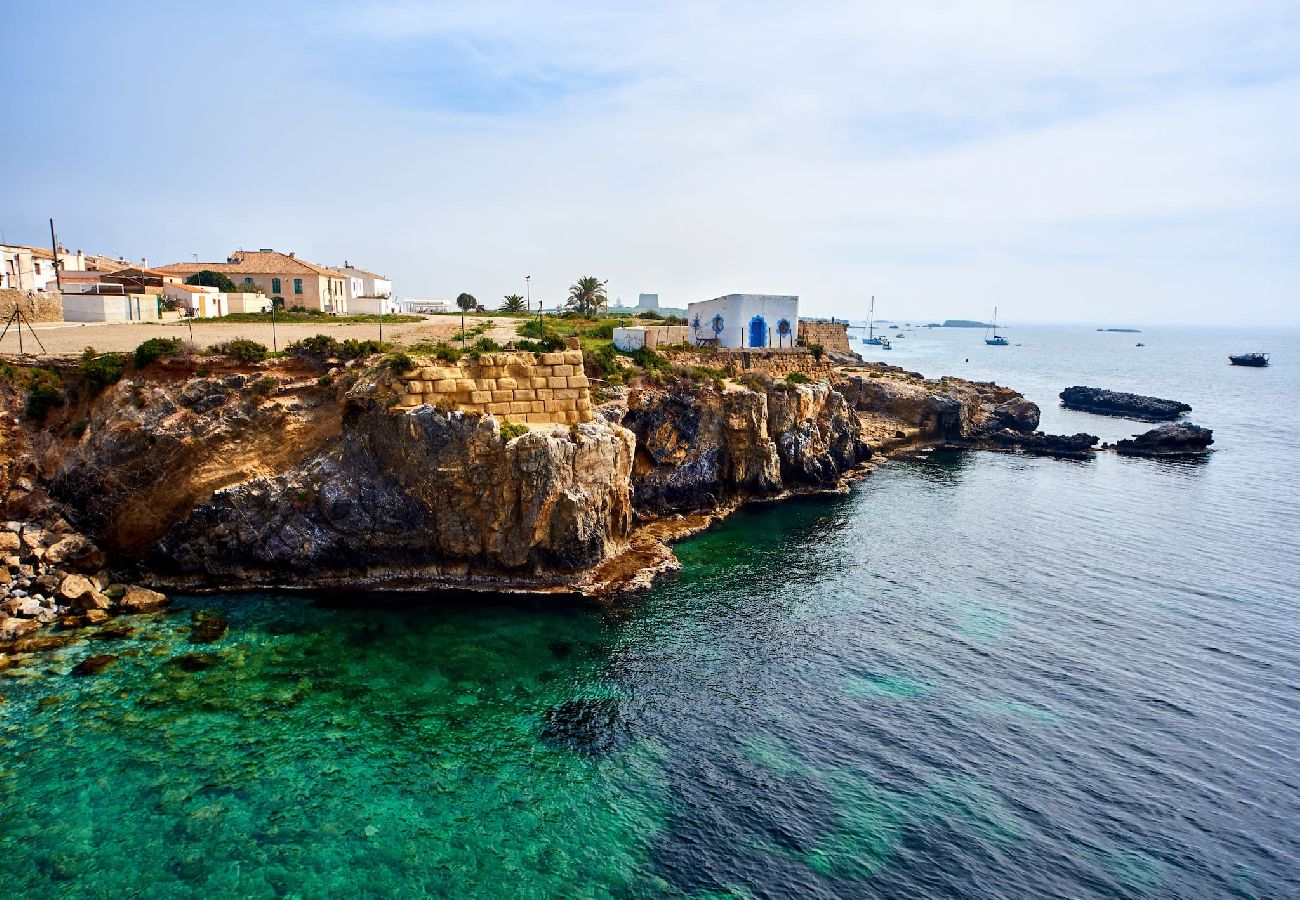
[389,349,593,424]
[0,289,62,324]
[662,347,835,379]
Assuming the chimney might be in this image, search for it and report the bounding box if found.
[288,252,295,259]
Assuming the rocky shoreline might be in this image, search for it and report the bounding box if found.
[0,347,1130,664]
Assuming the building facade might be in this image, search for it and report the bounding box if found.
[331,263,394,314]
[159,249,348,313]
[686,294,799,349]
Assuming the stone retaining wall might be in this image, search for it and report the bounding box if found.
[0,289,63,324]
[390,349,593,424]
[663,348,835,379]
[797,320,852,355]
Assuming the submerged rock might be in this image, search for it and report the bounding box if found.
[170,651,220,672]
[70,654,118,676]
[540,698,628,755]
[1059,386,1191,421]
[189,611,229,644]
[1114,423,1214,457]
[118,585,168,613]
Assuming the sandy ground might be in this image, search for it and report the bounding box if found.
[0,315,524,357]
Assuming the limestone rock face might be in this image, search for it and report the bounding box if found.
[1060,386,1191,421]
[835,371,1040,441]
[619,381,869,515]
[154,400,636,589]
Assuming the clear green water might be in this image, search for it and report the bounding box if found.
[2,325,1298,897]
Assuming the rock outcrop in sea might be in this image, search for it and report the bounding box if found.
[1059,386,1191,421]
[1113,423,1214,457]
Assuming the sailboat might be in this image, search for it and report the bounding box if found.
[862,296,891,348]
[984,307,1009,345]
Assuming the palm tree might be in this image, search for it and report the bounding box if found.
[456,293,477,312]
[500,293,526,312]
[566,276,608,316]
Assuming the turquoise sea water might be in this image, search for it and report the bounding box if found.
[2,325,1299,897]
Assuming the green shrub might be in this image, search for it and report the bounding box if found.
[70,419,88,438]
[785,372,810,385]
[737,371,774,391]
[628,346,670,372]
[808,343,825,361]
[499,421,529,442]
[25,371,63,421]
[514,336,566,353]
[383,352,415,373]
[78,348,129,390]
[134,337,184,369]
[252,376,277,396]
[210,338,268,363]
[518,318,548,338]
[635,309,664,320]
[691,365,729,388]
[317,375,334,386]
[472,337,501,353]
[582,321,615,340]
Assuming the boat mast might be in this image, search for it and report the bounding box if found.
[869,295,875,340]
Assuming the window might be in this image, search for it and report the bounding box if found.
[272,277,281,293]
[244,277,253,286]
[294,278,303,294]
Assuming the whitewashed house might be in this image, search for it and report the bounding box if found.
[331,263,395,314]
[686,294,799,349]
[400,298,448,314]
[164,282,225,318]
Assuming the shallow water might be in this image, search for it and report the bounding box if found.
[2,325,1298,897]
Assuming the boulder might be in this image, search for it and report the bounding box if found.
[1114,423,1214,457]
[81,609,111,626]
[57,574,95,602]
[1059,386,1191,421]
[19,525,48,551]
[72,591,113,611]
[0,616,39,641]
[118,585,168,613]
[992,397,1042,432]
[0,532,19,552]
[189,611,229,644]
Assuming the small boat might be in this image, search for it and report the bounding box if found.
[1229,352,1269,367]
[862,295,887,346]
[984,307,1009,345]
[1136,342,1145,347]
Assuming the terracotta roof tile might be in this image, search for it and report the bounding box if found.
[159,249,342,278]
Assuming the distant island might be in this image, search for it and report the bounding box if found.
[941,319,990,328]
[1097,328,1142,333]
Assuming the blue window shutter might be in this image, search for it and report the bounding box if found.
[272,277,281,293]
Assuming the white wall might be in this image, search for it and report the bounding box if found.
[349,296,399,315]
[686,294,799,349]
[62,293,160,322]
[612,327,646,351]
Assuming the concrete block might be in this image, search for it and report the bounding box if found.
[535,388,553,400]
[551,365,573,377]
[547,376,568,389]
[540,353,565,365]
[568,375,590,388]
[529,377,547,389]
[491,390,514,403]
[562,349,584,365]
[531,401,545,413]
[513,390,534,401]
[487,402,512,415]
[433,380,459,394]
[477,378,496,392]
[554,388,578,400]
[470,391,492,405]
[497,377,518,390]
[510,401,532,414]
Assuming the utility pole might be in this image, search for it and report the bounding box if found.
[49,218,62,291]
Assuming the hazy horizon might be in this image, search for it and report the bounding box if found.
[2,1,1297,326]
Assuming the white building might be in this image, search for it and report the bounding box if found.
[637,293,659,309]
[400,298,448,314]
[1,245,88,292]
[686,294,799,349]
[164,282,226,318]
[332,262,395,314]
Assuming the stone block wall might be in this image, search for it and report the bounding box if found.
[662,348,835,379]
[797,320,852,355]
[0,289,63,323]
[390,349,593,424]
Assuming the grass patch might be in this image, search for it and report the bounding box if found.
[499,421,529,442]
[785,372,811,385]
[183,312,422,325]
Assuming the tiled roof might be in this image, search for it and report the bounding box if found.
[334,264,389,280]
[159,249,340,278]
[168,283,215,293]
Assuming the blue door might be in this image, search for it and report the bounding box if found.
[749,316,768,348]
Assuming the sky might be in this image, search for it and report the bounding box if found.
[2,0,1298,325]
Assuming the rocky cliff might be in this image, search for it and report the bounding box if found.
[613,379,868,515]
